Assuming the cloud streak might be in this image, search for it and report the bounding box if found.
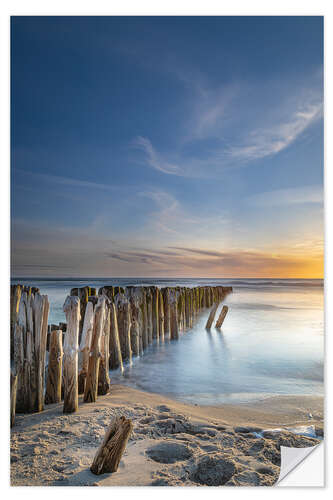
[248,185,323,207]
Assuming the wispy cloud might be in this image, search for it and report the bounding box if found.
[229,100,322,162]
[134,94,322,178]
[133,137,183,176]
[248,185,323,207]
[14,168,119,192]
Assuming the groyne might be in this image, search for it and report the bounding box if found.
[10,284,232,424]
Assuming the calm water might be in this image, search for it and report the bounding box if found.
[11,278,324,405]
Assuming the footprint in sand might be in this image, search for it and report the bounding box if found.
[146,441,193,464]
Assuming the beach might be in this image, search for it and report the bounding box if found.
[10,384,323,487]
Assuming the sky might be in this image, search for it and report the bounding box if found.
[11,16,324,278]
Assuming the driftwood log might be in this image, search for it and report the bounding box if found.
[84,297,105,403]
[216,305,229,328]
[90,416,133,475]
[63,296,80,413]
[205,302,220,329]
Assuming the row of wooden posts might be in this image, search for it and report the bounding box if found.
[10,284,232,426]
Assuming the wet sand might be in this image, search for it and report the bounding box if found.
[10,384,323,487]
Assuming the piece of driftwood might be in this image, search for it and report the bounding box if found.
[109,302,123,372]
[78,302,95,393]
[90,416,133,475]
[63,296,80,413]
[215,305,229,328]
[84,297,106,403]
[98,304,111,395]
[45,330,63,404]
[205,302,220,329]
[10,370,18,427]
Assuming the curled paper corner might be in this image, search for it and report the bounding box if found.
[277,442,324,486]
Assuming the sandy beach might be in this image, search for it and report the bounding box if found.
[10,384,323,487]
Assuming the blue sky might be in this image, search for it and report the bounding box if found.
[11,16,324,277]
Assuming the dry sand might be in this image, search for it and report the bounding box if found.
[10,384,323,487]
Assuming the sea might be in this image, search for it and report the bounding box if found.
[11,278,324,406]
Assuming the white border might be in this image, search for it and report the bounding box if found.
[1,1,331,498]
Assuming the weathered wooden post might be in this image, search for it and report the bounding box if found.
[78,301,95,394]
[128,288,144,356]
[184,289,190,328]
[115,294,132,364]
[162,287,170,338]
[215,305,229,328]
[205,302,219,329]
[169,289,179,340]
[10,284,21,359]
[13,295,26,413]
[84,297,106,403]
[90,416,133,475]
[130,319,140,357]
[31,293,49,412]
[146,289,153,344]
[151,287,159,341]
[10,371,18,427]
[63,296,80,413]
[141,288,148,350]
[158,289,165,342]
[45,330,63,404]
[98,303,111,395]
[109,302,123,372]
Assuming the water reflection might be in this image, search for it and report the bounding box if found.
[111,285,324,405]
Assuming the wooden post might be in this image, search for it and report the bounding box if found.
[115,294,132,364]
[151,287,159,341]
[45,330,63,404]
[141,289,148,351]
[14,295,26,412]
[10,285,21,360]
[128,288,143,356]
[63,296,80,413]
[162,288,170,337]
[90,416,133,475]
[130,319,140,357]
[109,302,123,372]
[215,305,229,328]
[10,370,18,427]
[205,302,219,329]
[98,303,111,395]
[169,289,179,340]
[158,289,164,342]
[78,301,95,394]
[84,297,106,403]
[146,289,153,345]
